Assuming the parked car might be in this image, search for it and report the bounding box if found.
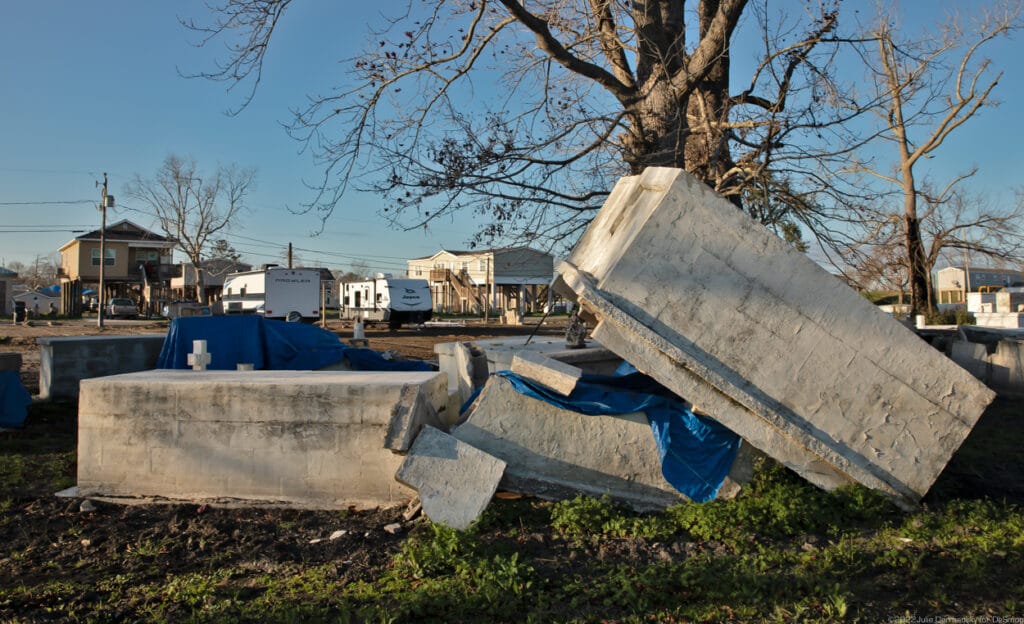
[106,297,138,319]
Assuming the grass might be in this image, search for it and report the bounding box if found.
[2,399,1023,622]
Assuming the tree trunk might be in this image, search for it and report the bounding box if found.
[902,177,931,315]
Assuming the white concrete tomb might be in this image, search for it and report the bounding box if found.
[77,370,446,508]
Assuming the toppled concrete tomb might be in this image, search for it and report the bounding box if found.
[450,374,753,511]
[78,370,445,508]
[554,167,995,509]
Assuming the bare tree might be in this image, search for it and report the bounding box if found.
[125,155,256,302]
[852,2,1022,314]
[7,255,60,291]
[185,1,870,251]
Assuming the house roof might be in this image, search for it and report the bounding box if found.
[59,219,174,251]
[0,266,17,277]
[409,246,550,262]
[939,265,1024,276]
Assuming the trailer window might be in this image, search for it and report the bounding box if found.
[376,293,383,303]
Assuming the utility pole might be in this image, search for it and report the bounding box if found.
[96,173,113,328]
[287,242,293,268]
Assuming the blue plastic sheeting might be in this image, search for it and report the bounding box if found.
[157,316,433,372]
[494,369,741,503]
[0,371,32,429]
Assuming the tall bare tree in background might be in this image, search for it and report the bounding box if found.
[186,0,871,252]
[852,3,1023,314]
[125,155,256,303]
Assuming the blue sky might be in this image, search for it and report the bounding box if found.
[2,1,1022,275]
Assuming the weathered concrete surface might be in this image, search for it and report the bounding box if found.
[451,375,749,510]
[37,334,166,400]
[0,352,21,372]
[511,351,582,397]
[396,426,506,530]
[435,337,622,414]
[383,384,448,452]
[78,370,446,509]
[553,167,995,509]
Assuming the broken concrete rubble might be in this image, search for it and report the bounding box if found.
[553,167,995,509]
[450,374,751,511]
[435,336,621,414]
[510,350,582,397]
[396,426,506,530]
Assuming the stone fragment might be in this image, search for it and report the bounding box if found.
[384,384,447,453]
[510,351,583,397]
[396,426,506,530]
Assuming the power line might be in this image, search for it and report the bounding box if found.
[0,200,95,206]
[0,229,86,233]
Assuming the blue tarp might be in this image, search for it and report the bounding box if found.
[494,368,741,502]
[0,371,32,429]
[157,315,433,372]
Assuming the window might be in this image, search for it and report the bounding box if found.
[461,262,469,271]
[91,248,116,266]
[478,260,487,271]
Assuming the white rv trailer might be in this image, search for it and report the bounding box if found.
[222,266,321,321]
[341,277,432,329]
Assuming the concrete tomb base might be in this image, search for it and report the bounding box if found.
[553,167,995,509]
[78,370,446,509]
[37,334,166,400]
[451,375,751,511]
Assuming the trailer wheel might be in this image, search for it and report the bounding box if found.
[387,318,401,331]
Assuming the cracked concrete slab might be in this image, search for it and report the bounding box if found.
[396,426,506,530]
[451,375,752,510]
[553,167,995,509]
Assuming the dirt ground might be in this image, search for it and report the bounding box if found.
[0,317,575,620]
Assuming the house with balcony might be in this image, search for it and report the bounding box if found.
[58,220,176,315]
[407,247,554,314]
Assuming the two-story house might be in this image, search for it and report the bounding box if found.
[58,220,176,315]
[407,247,554,314]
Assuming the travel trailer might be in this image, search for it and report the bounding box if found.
[222,266,321,321]
[341,276,432,329]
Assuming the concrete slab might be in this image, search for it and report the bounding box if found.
[396,426,506,530]
[37,334,166,400]
[435,336,622,413]
[383,383,448,452]
[451,375,749,511]
[77,370,446,509]
[0,352,21,372]
[553,167,995,509]
[511,351,582,397]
